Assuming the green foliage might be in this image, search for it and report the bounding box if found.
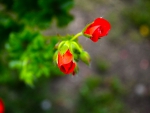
[96,58,111,73]
[1,0,74,28]
[0,12,24,48]
[0,77,53,113]
[0,0,74,85]
[123,0,150,37]
[6,29,62,86]
[123,0,150,29]
[76,76,126,113]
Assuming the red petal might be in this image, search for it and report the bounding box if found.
[59,61,76,74]
[90,28,100,42]
[0,99,4,113]
[93,18,111,32]
[72,71,75,76]
[84,25,100,36]
[58,52,63,67]
[98,26,109,37]
[58,50,73,67]
[60,65,67,74]
[67,61,76,74]
[63,62,72,73]
[63,50,73,64]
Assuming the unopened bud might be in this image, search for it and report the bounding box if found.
[80,51,91,65]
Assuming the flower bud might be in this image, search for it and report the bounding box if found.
[82,18,111,42]
[57,49,76,75]
[80,51,91,65]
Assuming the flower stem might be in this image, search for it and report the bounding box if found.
[70,32,83,41]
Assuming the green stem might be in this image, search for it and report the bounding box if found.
[70,32,83,41]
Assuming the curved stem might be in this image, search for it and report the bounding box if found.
[70,32,83,41]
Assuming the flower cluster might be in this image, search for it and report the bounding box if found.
[54,17,111,75]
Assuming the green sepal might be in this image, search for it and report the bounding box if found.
[83,33,92,38]
[58,41,70,55]
[59,44,69,55]
[82,23,92,38]
[58,41,66,49]
[71,41,83,53]
[53,50,58,64]
[80,51,91,65]
[69,41,83,61]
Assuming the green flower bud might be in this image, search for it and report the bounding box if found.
[80,51,91,65]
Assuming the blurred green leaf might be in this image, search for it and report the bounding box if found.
[76,76,126,113]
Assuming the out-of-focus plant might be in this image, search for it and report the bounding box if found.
[123,0,150,38]
[96,58,111,73]
[0,0,74,86]
[6,28,62,86]
[0,0,74,27]
[0,77,54,113]
[76,76,126,113]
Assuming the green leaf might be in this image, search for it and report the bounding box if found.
[9,60,22,68]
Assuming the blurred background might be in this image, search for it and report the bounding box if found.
[0,0,150,113]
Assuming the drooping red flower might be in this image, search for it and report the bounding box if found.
[83,17,111,42]
[57,50,76,75]
[0,99,4,113]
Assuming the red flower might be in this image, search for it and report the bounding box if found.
[57,50,76,75]
[0,99,4,113]
[83,18,111,42]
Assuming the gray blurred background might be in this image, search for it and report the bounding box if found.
[1,0,150,113]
